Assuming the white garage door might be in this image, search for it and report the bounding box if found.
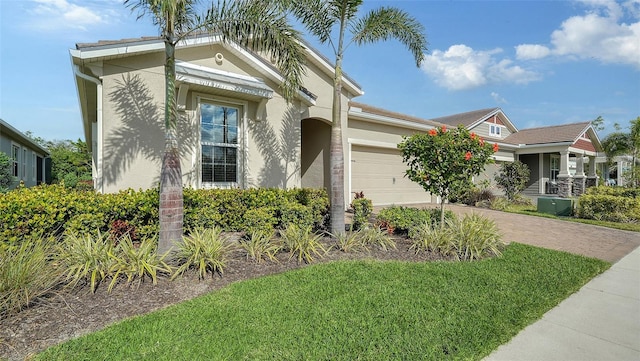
[350,145,430,206]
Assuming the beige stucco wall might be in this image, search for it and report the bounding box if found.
[93,41,354,194]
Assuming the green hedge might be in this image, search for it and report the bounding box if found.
[584,186,640,198]
[0,185,329,245]
[577,192,640,223]
[376,206,454,234]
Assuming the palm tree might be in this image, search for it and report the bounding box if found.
[284,0,428,235]
[125,0,307,254]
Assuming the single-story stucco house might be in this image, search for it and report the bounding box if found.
[70,33,603,207]
[0,118,50,188]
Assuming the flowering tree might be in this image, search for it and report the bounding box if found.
[398,125,498,226]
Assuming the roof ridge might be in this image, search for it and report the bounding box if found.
[517,121,591,132]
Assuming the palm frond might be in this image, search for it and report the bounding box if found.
[351,7,427,66]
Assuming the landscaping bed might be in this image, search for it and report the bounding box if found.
[0,236,444,361]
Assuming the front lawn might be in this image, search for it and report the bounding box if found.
[36,243,608,360]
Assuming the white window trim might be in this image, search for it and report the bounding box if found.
[489,124,503,137]
[11,143,20,178]
[195,94,248,189]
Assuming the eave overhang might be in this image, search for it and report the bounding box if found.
[176,60,273,99]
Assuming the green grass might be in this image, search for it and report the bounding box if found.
[36,243,609,361]
[505,204,640,232]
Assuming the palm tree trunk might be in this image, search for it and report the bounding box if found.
[158,38,183,255]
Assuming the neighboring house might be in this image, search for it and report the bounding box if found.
[597,154,640,187]
[70,34,602,207]
[0,118,50,188]
[432,109,603,198]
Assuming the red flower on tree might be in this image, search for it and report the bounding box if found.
[479,138,485,146]
[470,132,477,140]
[493,143,499,152]
[441,125,447,133]
[465,151,472,160]
[428,129,437,136]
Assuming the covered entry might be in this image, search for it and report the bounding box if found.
[350,145,428,206]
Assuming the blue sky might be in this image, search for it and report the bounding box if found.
[1,0,639,142]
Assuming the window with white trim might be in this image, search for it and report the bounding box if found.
[22,149,27,179]
[11,145,19,177]
[200,102,239,186]
[490,124,502,137]
[550,155,559,181]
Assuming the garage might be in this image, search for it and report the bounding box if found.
[350,145,431,206]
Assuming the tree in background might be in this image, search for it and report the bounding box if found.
[125,0,306,254]
[0,152,13,192]
[47,139,92,187]
[494,160,530,201]
[602,117,640,188]
[26,132,92,188]
[399,125,497,227]
[284,0,428,235]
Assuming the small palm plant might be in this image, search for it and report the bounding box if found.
[279,224,327,264]
[171,227,236,280]
[447,213,504,261]
[240,230,281,263]
[108,235,171,292]
[408,221,454,256]
[57,231,115,293]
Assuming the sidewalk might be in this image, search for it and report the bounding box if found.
[485,245,640,361]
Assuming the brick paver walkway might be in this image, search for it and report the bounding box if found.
[370,204,640,263]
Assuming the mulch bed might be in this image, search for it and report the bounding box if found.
[0,236,449,361]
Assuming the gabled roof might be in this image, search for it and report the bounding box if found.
[430,108,500,127]
[71,33,363,97]
[504,121,592,146]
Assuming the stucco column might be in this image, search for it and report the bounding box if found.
[557,150,573,197]
[573,155,586,196]
[586,156,598,189]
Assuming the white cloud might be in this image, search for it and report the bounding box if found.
[421,44,540,91]
[517,1,640,69]
[515,44,552,60]
[27,0,109,31]
[491,92,507,104]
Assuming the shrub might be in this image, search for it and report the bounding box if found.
[278,201,315,230]
[359,226,396,251]
[376,206,454,234]
[172,228,236,280]
[56,232,115,293]
[447,214,505,261]
[240,231,281,263]
[408,221,454,255]
[350,193,373,230]
[108,235,171,292]
[489,197,509,211]
[577,193,640,223]
[0,151,13,192]
[279,224,327,264]
[243,208,278,235]
[109,220,139,244]
[408,214,504,261]
[334,231,366,252]
[0,237,61,317]
[495,161,531,201]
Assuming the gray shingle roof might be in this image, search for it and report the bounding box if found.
[349,102,441,127]
[503,122,591,145]
[429,108,500,127]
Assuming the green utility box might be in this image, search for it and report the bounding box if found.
[537,197,574,216]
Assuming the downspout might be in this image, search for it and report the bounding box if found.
[73,65,103,193]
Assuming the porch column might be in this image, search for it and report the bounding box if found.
[557,150,573,197]
[586,156,598,188]
[573,155,586,196]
